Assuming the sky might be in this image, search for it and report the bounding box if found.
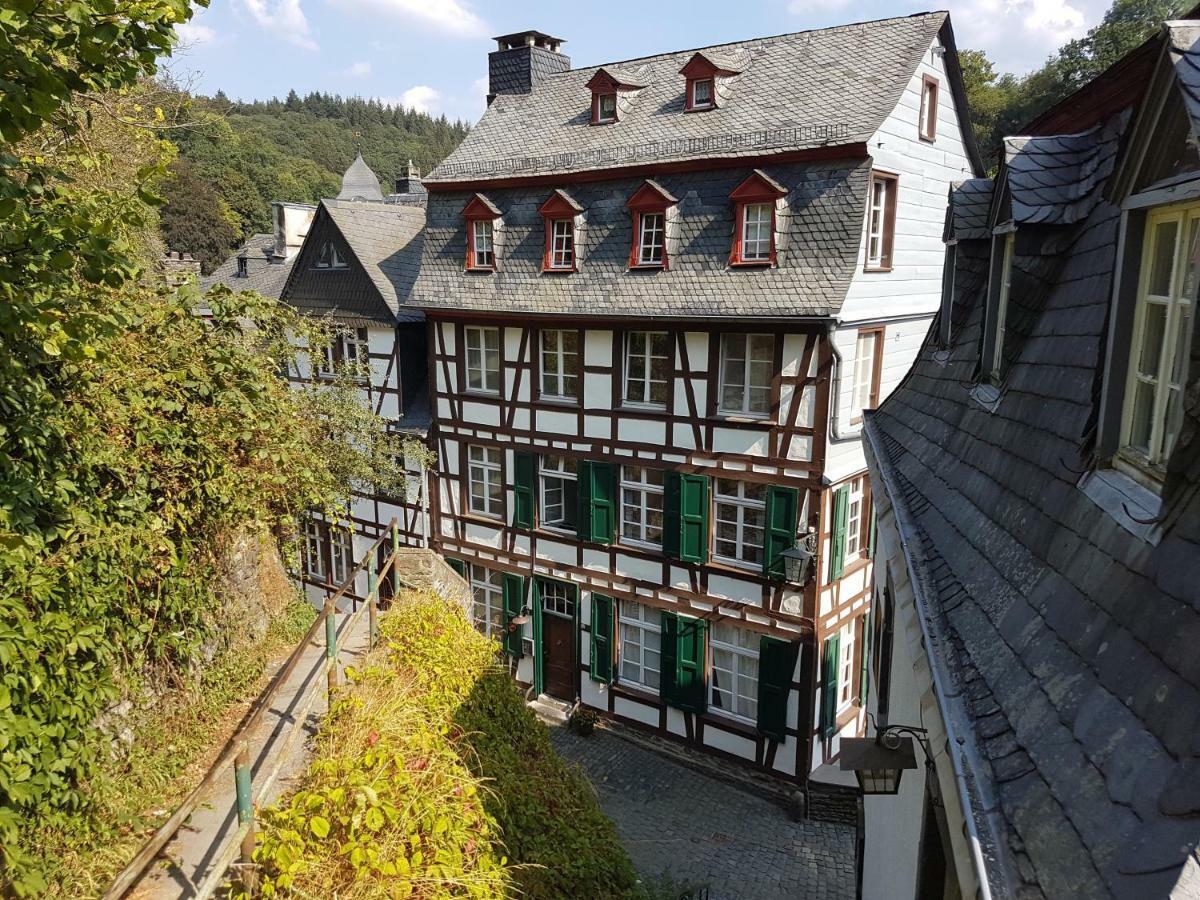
[171,0,1113,125]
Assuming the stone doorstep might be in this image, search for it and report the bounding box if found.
[527,693,573,726]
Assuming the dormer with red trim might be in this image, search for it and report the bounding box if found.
[585,66,646,125]
[463,193,502,272]
[627,180,677,270]
[729,169,787,267]
[679,50,743,111]
[538,189,584,273]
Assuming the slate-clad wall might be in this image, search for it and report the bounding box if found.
[285,206,396,322]
[413,160,869,318]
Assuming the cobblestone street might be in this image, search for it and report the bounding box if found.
[550,727,857,900]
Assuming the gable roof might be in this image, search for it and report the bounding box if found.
[866,87,1200,900]
[280,200,426,323]
[200,233,296,299]
[427,12,982,184]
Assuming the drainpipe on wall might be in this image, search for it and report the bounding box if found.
[826,321,862,445]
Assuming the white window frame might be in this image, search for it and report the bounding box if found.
[472,219,495,269]
[637,212,666,266]
[852,329,881,416]
[618,600,661,691]
[329,526,353,586]
[315,241,346,270]
[540,328,578,399]
[303,519,327,580]
[623,330,671,406]
[597,92,617,123]
[741,202,772,262]
[845,476,866,558]
[718,333,774,417]
[919,78,938,141]
[316,341,336,378]
[866,176,892,269]
[465,326,500,394]
[470,563,504,639]
[709,621,759,723]
[1118,201,1199,480]
[838,621,857,711]
[540,579,574,618]
[713,478,767,569]
[620,465,665,547]
[990,231,1016,381]
[539,455,577,532]
[549,219,574,270]
[691,78,714,109]
[467,444,503,519]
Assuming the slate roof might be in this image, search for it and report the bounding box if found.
[410,160,869,318]
[281,200,425,323]
[337,152,384,202]
[866,103,1200,898]
[944,178,993,241]
[428,13,956,182]
[201,233,295,299]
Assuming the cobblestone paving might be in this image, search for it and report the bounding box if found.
[550,727,857,900]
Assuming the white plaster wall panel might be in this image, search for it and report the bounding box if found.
[669,565,694,592]
[535,408,577,435]
[773,737,798,776]
[713,426,768,456]
[671,422,697,451]
[707,571,760,606]
[615,694,660,728]
[581,546,610,573]
[462,400,501,428]
[440,321,457,356]
[665,706,687,737]
[703,724,756,760]
[584,372,611,410]
[581,678,607,709]
[788,435,813,462]
[516,655,533,686]
[619,417,666,446]
[538,537,576,565]
[437,397,452,419]
[510,407,529,431]
[615,553,663,586]
[465,520,503,548]
[584,415,612,440]
[585,329,613,367]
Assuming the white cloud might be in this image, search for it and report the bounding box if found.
[328,0,487,37]
[236,0,318,51]
[176,20,216,45]
[786,0,852,13]
[400,85,441,114]
[950,0,1098,73]
[345,60,371,77]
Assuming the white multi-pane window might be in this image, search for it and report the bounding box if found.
[741,203,773,262]
[619,600,661,689]
[852,329,881,414]
[465,326,500,393]
[540,580,574,617]
[624,331,671,405]
[838,621,857,709]
[620,466,665,546]
[471,220,494,268]
[637,212,666,265]
[549,219,574,270]
[719,333,774,416]
[539,455,577,531]
[1121,202,1199,477]
[710,621,759,722]
[713,479,767,567]
[342,327,369,376]
[866,176,893,268]
[468,445,503,518]
[845,476,865,557]
[540,329,578,399]
[329,526,353,586]
[991,232,1016,380]
[691,78,713,108]
[303,519,327,579]
[315,241,346,269]
[470,564,504,638]
[317,342,336,377]
[597,93,617,122]
[919,77,938,140]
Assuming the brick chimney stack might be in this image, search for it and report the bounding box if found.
[488,30,569,105]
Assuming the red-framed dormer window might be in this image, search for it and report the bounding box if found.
[539,189,583,272]
[595,92,617,123]
[729,170,786,266]
[586,68,642,125]
[690,78,714,110]
[680,52,739,112]
[627,180,677,270]
[462,193,501,271]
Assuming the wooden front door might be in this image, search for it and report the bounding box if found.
[538,578,577,700]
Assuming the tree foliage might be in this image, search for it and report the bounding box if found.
[159,157,239,272]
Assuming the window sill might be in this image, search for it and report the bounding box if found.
[1080,465,1164,545]
[862,264,893,274]
[629,263,666,271]
[684,104,715,113]
[703,708,759,736]
[612,681,660,703]
[465,266,496,274]
[919,133,936,144]
[537,394,580,407]
[461,511,506,527]
[537,524,578,540]
[464,388,501,398]
[729,259,773,268]
[714,411,774,425]
[541,266,576,274]
[834,555,871,581]
[620,537,665,554]
[835,706,859,729]
[621,401,668,412]
[709,556,764,577]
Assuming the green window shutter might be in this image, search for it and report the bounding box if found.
[828,485,849,582]
[447,558,466,578]
[589,593,614,684]
[756,636,799,741]
[820,634,841,739]
[512,452,535,529]
[664,472,709,564]
[860,612,871,709]
[577,461,616,544]
[762,486,800,580]
[868,506,878,560]
[660,611,706,713]
[502,573,525,657]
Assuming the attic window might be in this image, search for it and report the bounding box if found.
[680,52,739,112]
[462,194,502,272]
[691,78,714,109]
[627,181,677,270]
[315,241,346,269]
[729,170,786,266]
[236,256,249,277]
[539,190,583,273]
[919,76,939,142]
[984,229,1016,383]
[596,92,617,124]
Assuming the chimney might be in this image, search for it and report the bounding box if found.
[394,160,426,195]
[271,201,317,260]
[488,30,569,105]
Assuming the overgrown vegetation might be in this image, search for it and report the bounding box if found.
[0,1,420,892]
[253,595,640,899]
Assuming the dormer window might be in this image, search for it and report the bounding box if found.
[691,78,714,109]
[586,67,644,125]
[236,255,249,277]
[462,193,502,272]
[597,93,616,123]
[729,170,786,266]
[539,189,583,272]
[314,241,347,269]
[627,180,677,270]
[680,51,741,112]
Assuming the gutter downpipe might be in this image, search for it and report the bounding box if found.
[863,415,1003,900]
[827,322,858,445]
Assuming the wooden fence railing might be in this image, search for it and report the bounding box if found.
[103,519,413,899]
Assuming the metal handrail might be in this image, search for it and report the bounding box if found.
[103,518,403,899]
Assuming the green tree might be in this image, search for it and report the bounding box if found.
[158,158,239,272]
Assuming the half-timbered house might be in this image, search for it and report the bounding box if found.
[860,19,1200,899]
[411,15,982,786]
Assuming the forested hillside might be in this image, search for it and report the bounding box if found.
[161,92,469,271]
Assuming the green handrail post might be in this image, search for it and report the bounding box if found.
[234,740,257,892]
[325,597,337,699]
[367,567,379,650]
[392,517,399,555]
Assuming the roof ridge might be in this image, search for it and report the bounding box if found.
[545,11,948,77]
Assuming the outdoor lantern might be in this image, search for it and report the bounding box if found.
[509,606,532,630]
[780,545,814,584]
[839,729,919,795]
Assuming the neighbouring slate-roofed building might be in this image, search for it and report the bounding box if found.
[860,18,1200,900]
[202,201,316,299]
[411,13,981,788]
